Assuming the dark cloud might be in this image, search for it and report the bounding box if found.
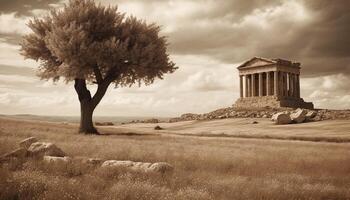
[165,0,350,77]
[0,0,61,16]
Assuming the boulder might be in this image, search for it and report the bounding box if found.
[305,110,317,121]
[290,108,307,123]
[271,112,292,125]
[132,162,153,172]
[28,142,65,158]
[19,137,38,149]
[148,162,174,173]
[101,160,134,168]
[101,160,173,174]
[1,148,28,160]
[43,156,71,163]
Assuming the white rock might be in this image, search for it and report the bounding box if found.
[272,112,292,124]
[305,110,317,120]
[101,160,173,174]
[43,156,71,163]
[290,108,307,123]
[19,137,38,149]
[28,142,66,157]
[148,162,174,173]
[132,162,153,172]
[101,160,134,168]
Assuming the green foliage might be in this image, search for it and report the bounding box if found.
[20,0,177,86]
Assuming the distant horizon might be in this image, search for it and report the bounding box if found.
[0,113,174,118]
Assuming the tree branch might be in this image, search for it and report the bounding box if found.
[74,79,92,102]
[91,81,110,108]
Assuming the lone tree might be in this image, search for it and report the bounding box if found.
[20,0,177,134]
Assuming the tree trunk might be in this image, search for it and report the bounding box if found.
[74,79,110,135]
[79,101,98,134]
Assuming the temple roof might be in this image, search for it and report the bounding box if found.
[237,57,301,69]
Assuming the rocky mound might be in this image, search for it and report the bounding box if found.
[169,107,350,122]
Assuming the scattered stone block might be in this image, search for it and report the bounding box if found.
[102,160,134,168]
[148,162,174,173]
[290,108,307,123]
[252,121,258,124]
[132,162,153,172]
[101,160,173,174]
[305,110,317,121]
[43,156,71,163]
[19,137,38,149]
[28,142,66,158]
[272,112,292,125]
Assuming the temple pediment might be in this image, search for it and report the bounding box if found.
[237,57,300,69]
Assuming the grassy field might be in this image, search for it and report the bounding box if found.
[1,117,350,199]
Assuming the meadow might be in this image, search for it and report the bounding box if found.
[1,117,350,200]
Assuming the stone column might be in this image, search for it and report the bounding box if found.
[245,75,249,97]
[288,73,292,97]
[293,73,297,97]
[239,75,243,98]
[274,71,279,96]
[297,74,300,98]
[259,73,263,97]
[251,73,256,97]
[284,72,288,96]
[266,72,271,96]
[279,72,283,96]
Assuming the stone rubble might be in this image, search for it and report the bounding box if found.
[169,107,350,122]
[43,156,72,163]
[28,142,66,158]
[0,137,174,175]
[272,113,292,125]
[290,108,307,123]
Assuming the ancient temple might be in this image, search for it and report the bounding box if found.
[233,57,314,109]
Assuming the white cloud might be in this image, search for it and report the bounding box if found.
[0,41,38,68]
[301,73,350,109]
[0,74,37,84]
[0,13,30,35]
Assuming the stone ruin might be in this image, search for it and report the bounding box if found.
[233,57,314,109]
[0,137,174,175]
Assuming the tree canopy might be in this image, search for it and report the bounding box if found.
[20,0,177,134]
[20,0,177,87]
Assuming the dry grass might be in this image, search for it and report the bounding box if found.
[1,117,350,200]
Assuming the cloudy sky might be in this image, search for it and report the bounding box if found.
[0,0,349,117]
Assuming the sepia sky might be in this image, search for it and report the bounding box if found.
[0,0,349,117]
